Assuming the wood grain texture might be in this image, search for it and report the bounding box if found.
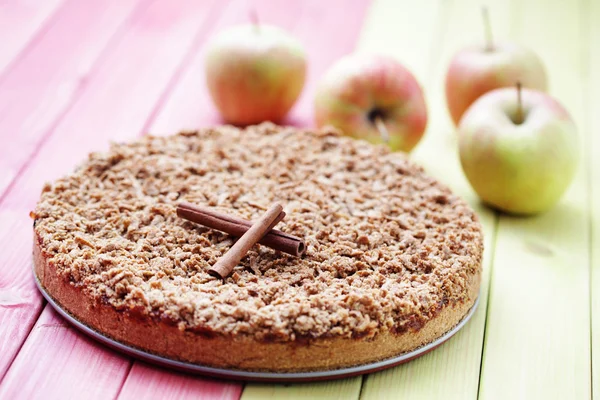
[357,0,499,398]
[0,0,143,198]
[117,363,242,400]
[478,0,591,399]
[0,307,130,399]
[241,378,362,400]
[590,0,600,397]
[0,0,228,392]
[0,0,65,77]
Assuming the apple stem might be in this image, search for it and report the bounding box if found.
[482,6,494,51]
[250,9,259,32]
[516,81,524,124]
[374,116,390,143]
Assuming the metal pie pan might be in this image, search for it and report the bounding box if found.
[35,276,478,382]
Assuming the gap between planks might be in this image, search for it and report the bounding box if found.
[588,0,599,397]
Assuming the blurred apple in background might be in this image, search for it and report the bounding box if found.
[314,54,427,153]
[205,23,306,125]
[445,7,547,126]
[458,84,578,215]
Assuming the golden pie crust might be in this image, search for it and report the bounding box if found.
[32,123,483,372]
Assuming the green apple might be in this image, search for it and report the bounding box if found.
[458,86,578,215]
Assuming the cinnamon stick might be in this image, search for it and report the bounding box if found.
[176,202,306,257]
[208,203,283,279]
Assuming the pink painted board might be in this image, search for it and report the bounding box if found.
[0,209,42,375]
[150,0,372,133]
[0,307,130,400]
[0,0,228,387]
[0,0,143,197]
[0,0,224,209]
[117,363,242,400]
[0,0,65,76]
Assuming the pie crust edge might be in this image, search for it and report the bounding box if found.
[34,231,480,372]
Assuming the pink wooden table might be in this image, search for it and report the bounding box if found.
[0,0,371,398]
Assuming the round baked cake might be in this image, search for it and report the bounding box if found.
[32,123,483,372]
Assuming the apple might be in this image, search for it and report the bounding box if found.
[314,54,427,153]
[458,85,578,215]
[205,23,306,125]
[445,7,547,126]
[445,42,547,126]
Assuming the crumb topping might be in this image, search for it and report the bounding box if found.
[33,123,483,341]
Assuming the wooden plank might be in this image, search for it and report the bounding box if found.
[118,0,302,395]
[590,0,600,397]
[478,0,591,398]
[0,0,143,376]
[0,308,130,399]
[242,378,362,400]
[357,0,502,398]
[0,0,143,200]
[237,0,372,398]
[0,208,43,375]
[117,363,242,400]
[0,0,228,391]
[0,0,65,76]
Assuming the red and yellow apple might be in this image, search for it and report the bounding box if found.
[458,87,578,215]
[314,54,427,153]
[205,24,306,125]
[446,42,547,126]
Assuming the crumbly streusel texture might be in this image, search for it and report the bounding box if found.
[33,123,483,347]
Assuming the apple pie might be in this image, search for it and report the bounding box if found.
[32,123,483,372]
